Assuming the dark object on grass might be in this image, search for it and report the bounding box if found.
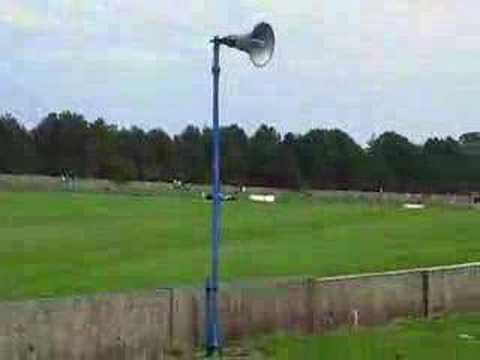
[204,193,237,201]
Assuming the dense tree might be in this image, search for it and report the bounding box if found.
[174,125,207,183]
[147,128,175,181]
[0,114,36,174]
[86,118,120,179]
[33,111,90,176]
[117,126,150,181]
[422,137,461,192]
[296,129,365,189]
[367,132,423,192]
[247,124,281,186]
[1,111,479,193]
[460,132,480,156]
[220,125,249,185]
[277,132,302,189]
[458,132,480,190]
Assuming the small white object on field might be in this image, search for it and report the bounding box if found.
[458,334,475,341]
[248,194,275,203]
[403,203,425,209]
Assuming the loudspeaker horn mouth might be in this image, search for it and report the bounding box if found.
[216,22,275,67]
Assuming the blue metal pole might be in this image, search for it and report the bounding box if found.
[206,36,222,356]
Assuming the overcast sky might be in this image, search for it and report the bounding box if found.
[1,0,479,144]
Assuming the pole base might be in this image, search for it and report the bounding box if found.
[205,278,222,357]
[206,345,222,358]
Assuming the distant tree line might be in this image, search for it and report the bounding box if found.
[1,111,479,193]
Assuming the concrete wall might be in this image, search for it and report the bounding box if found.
[428,263,480,315]
[312,271,425,330]
[1,263,480,359]
[0,291,173,360]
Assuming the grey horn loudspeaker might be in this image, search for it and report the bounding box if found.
[220,22,275,67]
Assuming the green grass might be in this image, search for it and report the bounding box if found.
[0,191,478,300]
[256,314,480,359]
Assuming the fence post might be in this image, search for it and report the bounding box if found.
[306,278,316,334]
[421,271,430,318]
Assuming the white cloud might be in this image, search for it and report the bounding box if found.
[2,0,480,141]
[0,1,57,32]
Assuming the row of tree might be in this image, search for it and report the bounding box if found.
[1,111,479,193]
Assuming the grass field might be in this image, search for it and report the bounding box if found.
[255,314,480,359]
[0,191,478,300]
